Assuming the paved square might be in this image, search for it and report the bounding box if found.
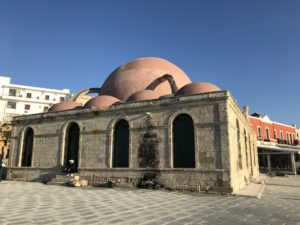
[0,176,299,225]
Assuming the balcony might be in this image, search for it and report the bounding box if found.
[2,94,59,104]
[257,136,262,141]
[276,138,300,146]
[293,139,299,146]
[277,139,287,145]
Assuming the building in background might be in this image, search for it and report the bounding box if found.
[0,76,71,124]
[249,113,300,174]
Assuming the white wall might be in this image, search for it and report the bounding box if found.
[0,76,72,123]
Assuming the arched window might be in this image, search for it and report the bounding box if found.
[65,123,80,166]
[113,120,129,167]
[244,129,249,168]
[21,128,34,167]
[249,134,254,176]
[253,143,256,166]
[173,114,195,168]
[236,119,242,169]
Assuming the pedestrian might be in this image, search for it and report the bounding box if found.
[66,159,77,175]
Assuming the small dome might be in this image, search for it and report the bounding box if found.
[127,90,160,102]
[175,82,221,96]
[48,101,82,112]
[100,57,192,101]
[84,95,121,109]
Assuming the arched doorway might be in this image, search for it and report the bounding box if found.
[173,114,195,168]
[113,120,129,167]
[21,128,34,167]
[65,123,80,167]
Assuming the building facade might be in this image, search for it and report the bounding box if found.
[249,114,300,174]
[7,57,259,193]
[0,76,71,123]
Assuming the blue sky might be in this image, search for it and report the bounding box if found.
[0,0,299,126]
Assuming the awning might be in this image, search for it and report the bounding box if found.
[257,141,300,154]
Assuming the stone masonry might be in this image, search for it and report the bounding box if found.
[7,90,259,193]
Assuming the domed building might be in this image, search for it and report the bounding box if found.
[100,57,192,101]
[7,57,258,193]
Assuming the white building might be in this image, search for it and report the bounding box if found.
[0,76,71,123]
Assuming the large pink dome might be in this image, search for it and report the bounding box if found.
[127,90,160,102]
[48,101,81,112]
[84,95,121,109]
[100,57,192,101]
[175,82,221,96]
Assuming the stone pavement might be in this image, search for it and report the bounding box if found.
[235,174,269,198]
[0,176,300,225]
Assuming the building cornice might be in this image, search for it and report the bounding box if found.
[248,115,296,129]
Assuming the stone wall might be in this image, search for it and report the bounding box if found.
[0,123,11,166]
[7,91,258,193]
[226,95,259,192]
